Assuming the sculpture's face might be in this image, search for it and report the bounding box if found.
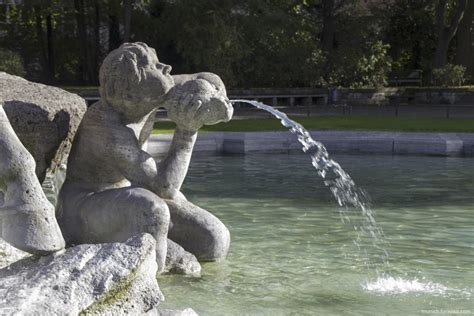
[136,50,174,104]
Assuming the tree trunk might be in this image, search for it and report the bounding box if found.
[108,14,121,52]
[5,1,10,24]
[123,0,133,42]
[93,0,101,84]
[455,0,474,77]
[321,0,336,54]
[74,0,90,83]
[46,14,55,81]
[33,6,48,82]
[434,0,468,68]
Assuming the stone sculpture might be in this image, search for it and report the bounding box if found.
[0,42,231,313]
[57,42,233,273]
[0,104,65,254]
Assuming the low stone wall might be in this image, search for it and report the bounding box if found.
[229,87,474,105]
[147,131,474,158]
[338,87,474,105]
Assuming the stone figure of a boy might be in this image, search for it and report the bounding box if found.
[57,42,233,272]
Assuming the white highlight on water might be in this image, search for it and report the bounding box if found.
[231,99,390,270]
[364,276,472,298]
[364,276,449,295]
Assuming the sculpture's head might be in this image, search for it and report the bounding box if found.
[99,42,174,120]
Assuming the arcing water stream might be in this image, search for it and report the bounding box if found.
[232,100,390,270]
[230,100,471,297]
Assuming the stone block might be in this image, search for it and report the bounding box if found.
[394,139,447,156]
[0,234,163,315]
[0,72,87,182]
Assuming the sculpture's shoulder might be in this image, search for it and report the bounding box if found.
[72,101,142,159]
[70,101,120,158]
[80,101,120,129]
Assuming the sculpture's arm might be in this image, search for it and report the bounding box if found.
[153,76,233,200]
[112,125,188,200]
[144,73,232,200]
[154,127,197,200]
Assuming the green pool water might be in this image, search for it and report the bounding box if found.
[158,154,473,315]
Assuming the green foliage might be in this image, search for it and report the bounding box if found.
[0,0,471,87]
[381,0,436,74]
[352,41,392,88]
[152,0,244,87]
[0,49,26,77]
[432,64,467,86]
[149,0,323,88]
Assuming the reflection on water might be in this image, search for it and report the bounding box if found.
[159,154,473,315]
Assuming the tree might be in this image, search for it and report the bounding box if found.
[321,0,336,54]
[31,0,56,82]
[107,0,121,52]
[455,0,474,78]
[381,0,436,77]
[123,0,133,42]
[434,0,468,68]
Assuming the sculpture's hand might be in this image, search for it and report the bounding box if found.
[165,79,233,132]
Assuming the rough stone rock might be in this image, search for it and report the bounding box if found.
[0,238,30,269]
[0,234,163,315]
[165,239,201,276]
[0,72,87,182]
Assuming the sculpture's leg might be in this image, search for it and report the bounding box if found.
[57,185,170,272]
[0,105,65,254]
[165,198,230,261]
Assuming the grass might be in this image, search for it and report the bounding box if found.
[153,115,474,134]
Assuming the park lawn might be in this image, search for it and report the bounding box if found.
[152,115,474,134]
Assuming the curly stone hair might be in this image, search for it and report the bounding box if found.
[99,42,151,106]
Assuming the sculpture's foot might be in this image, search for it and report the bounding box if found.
[166,198,230,261]
[165,239,201,276]
[1,206,65,255]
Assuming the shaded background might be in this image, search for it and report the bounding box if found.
[0,0,473,88]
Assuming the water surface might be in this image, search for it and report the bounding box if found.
[159,154,474,315]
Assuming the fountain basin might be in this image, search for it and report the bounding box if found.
[158,154,474,315]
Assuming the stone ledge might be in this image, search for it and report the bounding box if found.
[147,131,474,157]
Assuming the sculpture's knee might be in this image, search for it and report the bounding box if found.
[168,202,230,261]
[140,197,170,237]
[200,220,230,261]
